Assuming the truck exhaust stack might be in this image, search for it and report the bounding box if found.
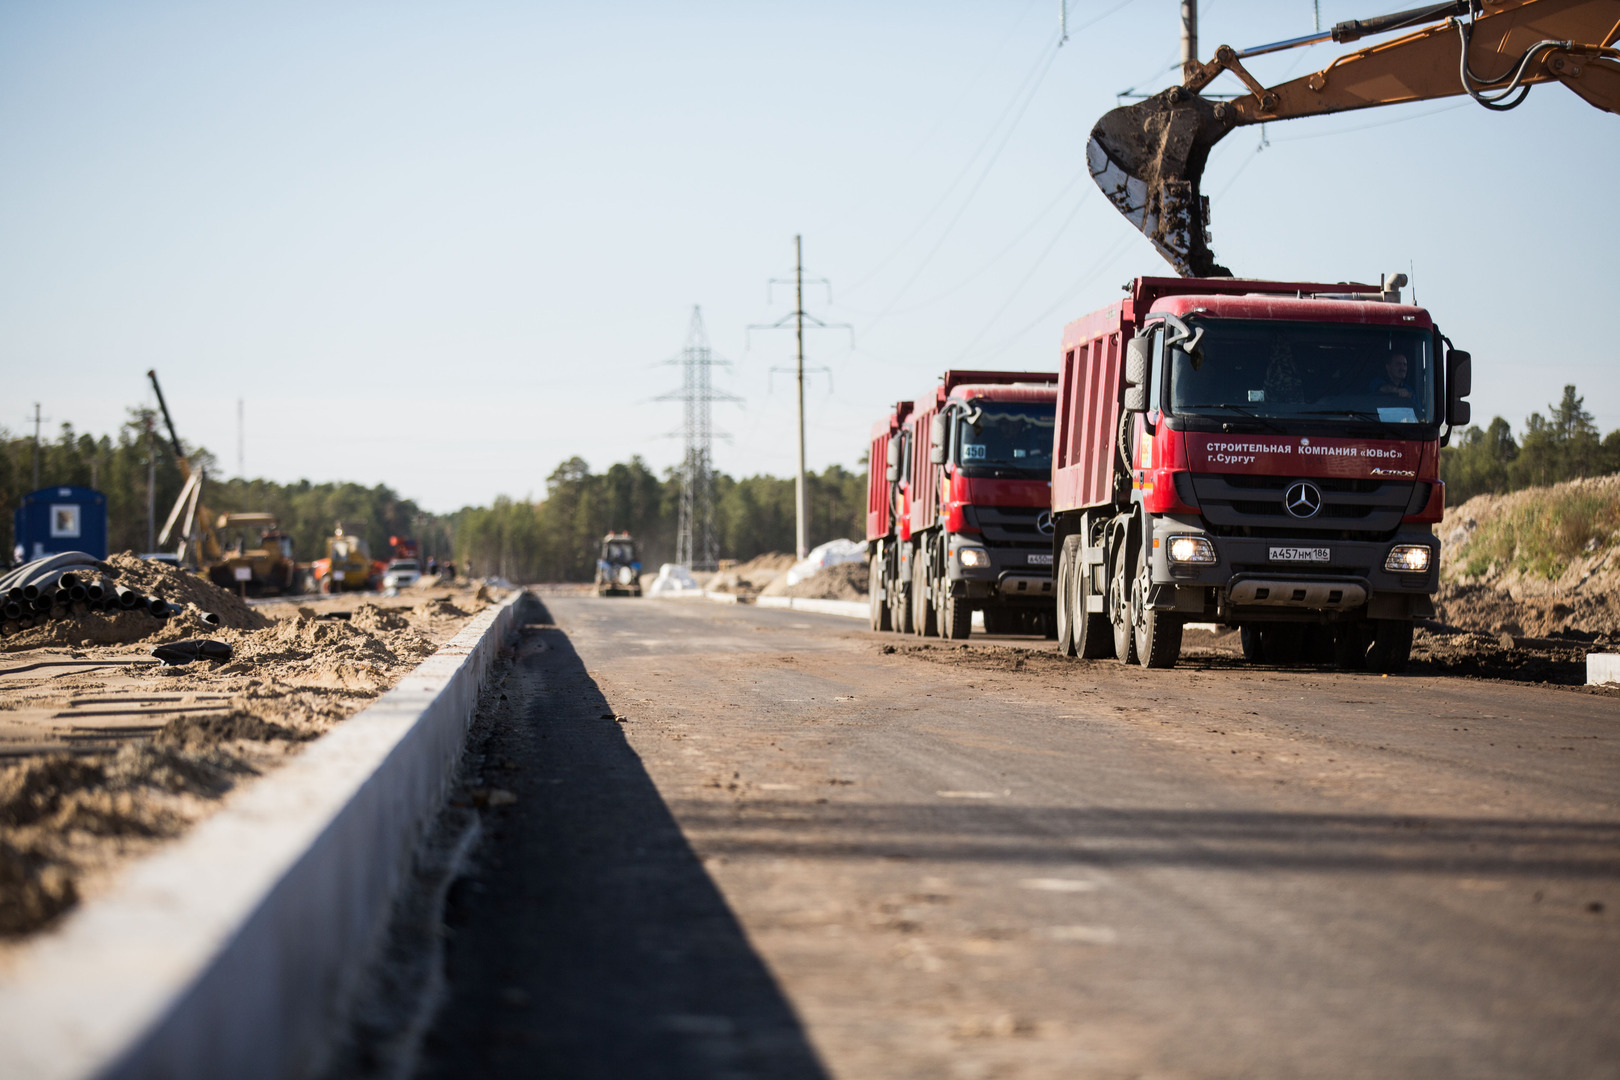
[1086,87,1236,279]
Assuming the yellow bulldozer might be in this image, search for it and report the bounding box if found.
[309,524,381,594]
[206,512,297,596]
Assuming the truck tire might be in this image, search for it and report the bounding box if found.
[911,556,937,637]
[1240,625,1265,663]
[1263,627,1303,666]
[1130,555,1182,669]
[981,606,1008,635]
[1109,542,1137,665]
[1367,619,1413,673]
[890,563,911,636]
[1056,536,1079,656]
[1073,545,1113,660]
[938,577,972,640]
[869,558,890,632]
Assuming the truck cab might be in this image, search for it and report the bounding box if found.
[1052,275,1471,672]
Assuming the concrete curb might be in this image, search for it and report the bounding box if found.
[755,595,869,620]
[1588,653,1620,685]
[0,589,530,1080]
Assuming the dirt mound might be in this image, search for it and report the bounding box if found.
[775,562,868,601]
[707,553,797,595]
[102,552,268,630]
[350,603,411,633]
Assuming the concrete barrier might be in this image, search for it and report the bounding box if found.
[755,595,869,620]
[1588,653,1620,686]
[0,589,530,1080]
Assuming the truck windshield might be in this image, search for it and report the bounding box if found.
[955,401,1055,476]
[1168,318,1434,426]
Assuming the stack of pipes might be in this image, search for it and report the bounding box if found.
[0,552,219,637]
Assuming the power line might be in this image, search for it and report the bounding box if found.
[656,306,740,571]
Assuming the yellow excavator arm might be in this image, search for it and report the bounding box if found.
[1087,0,1620,277]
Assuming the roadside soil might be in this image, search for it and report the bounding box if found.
[0,558,501,944]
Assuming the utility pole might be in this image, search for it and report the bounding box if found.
[146,416,157,554]
[748,236,851,559]
[657,307,739,571]
[237,398,245,477]
[1180,0,1198,78]
[30,403,45,489]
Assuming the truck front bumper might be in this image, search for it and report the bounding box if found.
[945,540,1055,605]
[1145,517,1438,622]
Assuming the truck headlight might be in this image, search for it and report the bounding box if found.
[1385,545,1431,573]
[958,547,990,568]
[1166,535,1217,564]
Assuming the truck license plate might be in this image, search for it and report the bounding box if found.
[1269,546,1330,563]
[1027,553,1053,566]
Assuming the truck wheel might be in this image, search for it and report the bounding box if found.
[1130,555,1182,669]
[938,579,972,640]
[1367,619,1413,673]
[1240,625,1266,663]
[1109,543,1137,665]
[911,557,937,637]
[1056,536,1080,656]
[869,559,890,632]
[890,564,911,636]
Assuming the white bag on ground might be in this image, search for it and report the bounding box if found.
[784,539,866,587]
[646,563,703,596]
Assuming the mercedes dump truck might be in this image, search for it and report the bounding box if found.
[868,370,1060,639]
[1050,275,1471,672]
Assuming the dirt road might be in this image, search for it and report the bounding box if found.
[417,597,1620,1079]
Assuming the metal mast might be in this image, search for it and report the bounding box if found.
[659,306,737,571]
[793,236,808,561]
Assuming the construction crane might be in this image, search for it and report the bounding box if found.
[1087,0,1620,277]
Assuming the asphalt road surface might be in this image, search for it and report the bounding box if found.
[416,596,1620,1079]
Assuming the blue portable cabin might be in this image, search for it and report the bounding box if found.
[13,486,109,563]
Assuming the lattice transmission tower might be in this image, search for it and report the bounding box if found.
[658,306,739,571]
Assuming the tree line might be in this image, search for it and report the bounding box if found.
[450,457,866,581]
[1,408,449,568]
[1,408,866,580]
[1440,384,1620,505]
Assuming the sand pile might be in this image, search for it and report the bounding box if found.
[1,552,269,653]
[769,561,868,601]
[1436,474,1620,639]
[101,553,267,630]
[707,552,797,595]
[0,586,494,938]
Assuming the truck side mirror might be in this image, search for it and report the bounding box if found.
[886,439,900,468]
[1446,350,1472,427]
[1122,384,1148,413]
[929,414,949,465]
[1125,336,1152,387]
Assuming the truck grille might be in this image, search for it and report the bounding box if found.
[1192,475,1420,541]
[971,505,1051,549]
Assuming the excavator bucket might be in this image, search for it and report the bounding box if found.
[1087,87,1239,278]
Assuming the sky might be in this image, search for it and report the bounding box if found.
[3,1,1616,513]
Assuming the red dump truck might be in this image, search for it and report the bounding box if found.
[1049,275,1471,672]
[867,370,1060,639]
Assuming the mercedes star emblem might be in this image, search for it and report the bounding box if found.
[1283,481,1323,519]
[1035,510,1055,535]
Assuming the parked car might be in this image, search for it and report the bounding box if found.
[382,558,421,593]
